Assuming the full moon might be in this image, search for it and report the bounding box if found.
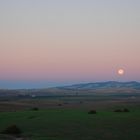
[118,69,124,75]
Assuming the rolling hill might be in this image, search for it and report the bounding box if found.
[0,81,140,97]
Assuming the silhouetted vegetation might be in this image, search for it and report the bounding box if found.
[114,109,123,112]
[123,108,130,112]
[1,124,22,136]
[114,108,130,113]
[58,104,62,106]
[30,107,39,111]
[79,101,83,104]
[88,110,97,114]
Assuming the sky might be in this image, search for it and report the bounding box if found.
[0,0,140,89]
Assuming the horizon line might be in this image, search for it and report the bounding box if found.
[0,80,140,90]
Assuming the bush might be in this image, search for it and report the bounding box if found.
[114,108,130,113]
[88,110,97,114]
[123,108,130,112]
[114,109,123,112]
[31,107,39,111]
[1,125,22,136]
[58,104,62,106]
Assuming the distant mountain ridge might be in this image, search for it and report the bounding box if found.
[0,81,140,97]
[59,81,140,90]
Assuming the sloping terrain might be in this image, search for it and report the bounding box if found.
[0,81,140,98]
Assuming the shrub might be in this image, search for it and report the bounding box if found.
[79,101,83,104]
[88,110,97,114]
[123,108,130,112]
[58,104,62,106]
[31,107,39,111]
[114,108,130,113]
[114,109,123,112]
[1,124,22,136]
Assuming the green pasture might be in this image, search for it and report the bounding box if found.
[0,108,140,140]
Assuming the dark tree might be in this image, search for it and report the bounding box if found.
[1,124,22,135]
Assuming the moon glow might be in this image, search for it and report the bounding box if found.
[118,69,124,75]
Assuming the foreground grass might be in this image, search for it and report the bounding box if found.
[0,108,140,140]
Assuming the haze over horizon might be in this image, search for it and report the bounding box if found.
[0,0,140,88]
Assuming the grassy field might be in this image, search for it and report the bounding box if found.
[0,107,140,140]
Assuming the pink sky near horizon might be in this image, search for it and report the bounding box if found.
[0,32,139,82]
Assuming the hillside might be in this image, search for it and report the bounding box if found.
[0,81,140,97]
